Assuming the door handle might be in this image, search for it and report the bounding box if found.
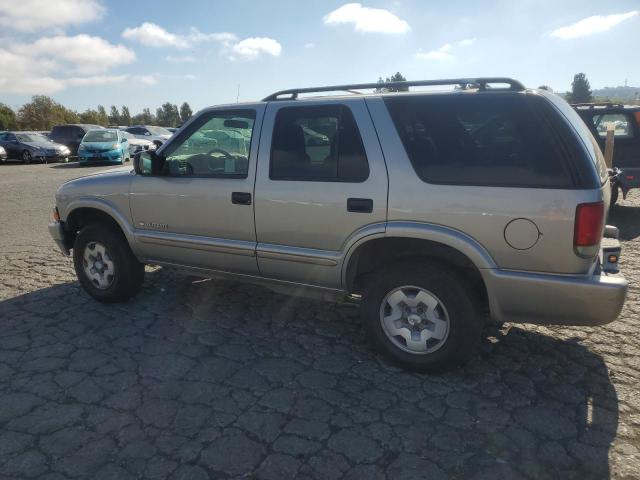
[231,192,252,205]
[347,198,373,213]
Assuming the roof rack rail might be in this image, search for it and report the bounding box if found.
[262,77,525,101]
[572,102,625,109]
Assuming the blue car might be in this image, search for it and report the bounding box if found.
[78,129,129,166]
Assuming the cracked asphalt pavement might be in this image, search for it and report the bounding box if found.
[0,162,638,479]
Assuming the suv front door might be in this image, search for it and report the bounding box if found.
[254,98,388,288]
[129,106,264,274]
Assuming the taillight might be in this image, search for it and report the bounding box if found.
[574,201,604,257]
[635,111,640,129]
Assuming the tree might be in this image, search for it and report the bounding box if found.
[131,108,154,125]
[108,105,120,125]
[96,105,109,126]
[179,102,193,124]
[156,102,180,127]
[567,73,592,104]
[120,106,132,126]
[16,96,78,130]
[78,109,102,124]
[0,103,17,130]
[375,72,408,93]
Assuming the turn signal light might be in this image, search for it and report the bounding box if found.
[52,207,60,222]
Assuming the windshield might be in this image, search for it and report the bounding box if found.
[84,130,117,142]
[15,133,46,142]
[146,126,172,135]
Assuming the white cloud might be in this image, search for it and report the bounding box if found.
[304,42,315,49]
[323,3,410,34]
[12,34,135,74]
[165,54,196,63]
[136,75,158,85]
[65,75,128,87]
[550,11,638,39]
[0,0,104,31]
[415,38,476,61]
[229,37,282,60]
[122,23,280,61]
[122,22,190,48]
[0,35,137,94]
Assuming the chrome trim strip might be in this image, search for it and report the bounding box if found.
[257,243,340,266]
[136,231,256,257]
[146,259,345,300]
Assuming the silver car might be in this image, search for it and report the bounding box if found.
[49,78,628,371]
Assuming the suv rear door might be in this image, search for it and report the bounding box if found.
[254,98,388,288]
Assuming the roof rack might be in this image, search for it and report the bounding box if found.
[262,77,525,101]
[572,102,625,109]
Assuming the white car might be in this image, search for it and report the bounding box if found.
[124,126,172,147]
[120,131,156,156]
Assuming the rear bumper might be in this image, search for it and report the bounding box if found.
[48,221,70,255]
[485,266,627,326]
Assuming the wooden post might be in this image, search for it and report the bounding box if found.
[604,125,615,168]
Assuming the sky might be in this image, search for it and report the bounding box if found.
[0,0,639,114]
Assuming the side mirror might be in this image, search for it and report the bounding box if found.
[133,150,162,176]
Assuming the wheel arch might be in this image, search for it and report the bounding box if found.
[342,222,497,315]
[62,199,136,252]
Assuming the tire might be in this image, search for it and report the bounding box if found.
[22,150,32,164]
[361,260,482,372]
[73,223,145,303]
[610,186,619,207]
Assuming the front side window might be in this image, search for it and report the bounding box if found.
[592,113,634,139]
[162,110,255,177]
[270,105,369,182]
[385,94,574,188]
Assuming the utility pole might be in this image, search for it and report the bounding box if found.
[236,84,240,103]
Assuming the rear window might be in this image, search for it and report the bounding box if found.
[385,94,576,188]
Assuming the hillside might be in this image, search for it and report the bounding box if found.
[592,85,640,102]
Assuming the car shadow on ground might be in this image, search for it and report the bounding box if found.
[609,204,640,241]
[0,266,619,478]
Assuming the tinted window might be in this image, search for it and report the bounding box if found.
[270,105,369,182]
[385,94,575,188]
[127,127,145,135]
[162,110,255,178]
[592,113,634,139]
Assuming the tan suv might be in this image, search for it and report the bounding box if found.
[49,78,628,371]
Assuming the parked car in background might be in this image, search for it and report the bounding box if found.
[49,78,627,372]
[124,125,172,147]
[0,145,6,163]
[0,131,70,163]
[573,103,640,204]
[78,129,129,166]
[121,131,156,157]
[166,127,178,133]
[50,124,103,157]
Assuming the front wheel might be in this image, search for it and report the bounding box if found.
[73,224,145,303]
[361,261,482,372]
[22,150,32,164]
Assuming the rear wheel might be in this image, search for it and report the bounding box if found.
[73,223,145,303]
[22,150,32,164]
[610,186,619,207]
[361,261,482,372]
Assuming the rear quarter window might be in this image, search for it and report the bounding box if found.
[384,93,582,188]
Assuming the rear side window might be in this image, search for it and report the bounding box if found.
[270,105,369,182]
[385,94,576,188]
[592,113,635,139]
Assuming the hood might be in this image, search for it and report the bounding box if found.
[81,141,122,150]
[62,166,132,185]
[24,139,57,149]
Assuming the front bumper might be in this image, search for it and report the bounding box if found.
[485,241,627,326]
[49,221,70,255]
